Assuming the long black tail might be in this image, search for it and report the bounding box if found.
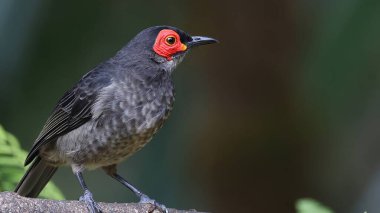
[15,156,58,197]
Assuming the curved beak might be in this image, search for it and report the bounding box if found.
[187,36,218,48]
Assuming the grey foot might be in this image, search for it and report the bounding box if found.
[139,194,168,213]
[79,190,102,213]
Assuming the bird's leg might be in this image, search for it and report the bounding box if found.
[112,173,168,213]
[75,171,102,213]
[102,165,167,213]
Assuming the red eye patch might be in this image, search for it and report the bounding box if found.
[153,29,187,61]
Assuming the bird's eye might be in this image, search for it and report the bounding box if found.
[165,36,176,45]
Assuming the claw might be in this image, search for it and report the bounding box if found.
[79,189,102,213]
[139,194,168,213]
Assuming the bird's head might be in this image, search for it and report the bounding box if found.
[120,26,217,72]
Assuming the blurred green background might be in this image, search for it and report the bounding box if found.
[1,0,380,212]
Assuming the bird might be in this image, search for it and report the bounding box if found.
[14,25,217,213]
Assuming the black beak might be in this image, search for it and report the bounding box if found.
[187,36,218,48]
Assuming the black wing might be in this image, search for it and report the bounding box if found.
[24,68,112,165]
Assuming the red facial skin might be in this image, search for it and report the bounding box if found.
[153,29,187,61]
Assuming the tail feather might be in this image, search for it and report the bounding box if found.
[15,157,57,198]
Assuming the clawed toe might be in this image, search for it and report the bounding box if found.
[139,194,168,213]
[79,190,102,213]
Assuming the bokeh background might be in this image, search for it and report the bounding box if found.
[1,0,380,212]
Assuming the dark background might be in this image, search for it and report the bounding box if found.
[1,0,380,212]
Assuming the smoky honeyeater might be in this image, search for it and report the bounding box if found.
[15,25,217,213]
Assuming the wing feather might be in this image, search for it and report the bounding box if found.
[24,68,112,165]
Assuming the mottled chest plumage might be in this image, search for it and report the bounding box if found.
[95,71,175,135]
